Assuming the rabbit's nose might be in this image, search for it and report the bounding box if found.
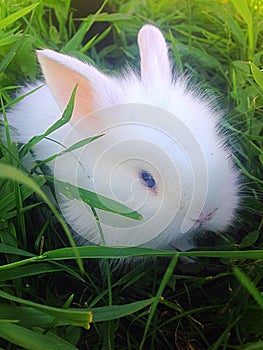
[193,208,218,226]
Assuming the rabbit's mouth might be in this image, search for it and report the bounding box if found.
[191,208,218,229]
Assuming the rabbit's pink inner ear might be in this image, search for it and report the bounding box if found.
[38,55,94,123]
[138,25,171,87]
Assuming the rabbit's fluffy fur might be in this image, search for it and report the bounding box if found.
[3,25,240,250]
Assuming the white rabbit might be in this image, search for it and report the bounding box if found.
[4,25,240,250]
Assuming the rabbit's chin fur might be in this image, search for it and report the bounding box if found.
[3,25,240,251]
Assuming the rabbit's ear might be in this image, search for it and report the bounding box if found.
[138,25,172,88]
[37,49,120,123]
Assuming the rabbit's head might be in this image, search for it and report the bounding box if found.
[36,25,240,248]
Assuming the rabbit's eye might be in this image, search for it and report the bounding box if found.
[139,170,156,190]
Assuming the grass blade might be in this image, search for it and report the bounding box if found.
[0,164,84,274]
[32,134,104,169]
[43,246,174,260]
[0,290,153,326]
[139,254,179,349]
[19,84,78,159]
[50,177,143,220]
[0,4,39,30]
[0,290,92,329]
[63,0,108,52]
[42,246,263,260]
[0,322,78,350]
[0,244,34,257]
[0,305,65,328]
[234,268,263,309]
[250,62,263,90]
[231,0,254,58]
[0,175,45,216]
[92,298,154,322]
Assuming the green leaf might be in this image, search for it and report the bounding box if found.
[250,62,263,90]
[63,21,93,52]
[62,0,107,52]
[4,203,42,220]
[19,84,78,159]
[234,268,263,309]
[0,20,34,75]
[241,307,263,338]
[0,175,46,217]
[140,254,179,349]
[0,258,85,282]
[231,0,252,28]
[2,85,44,110]
[240,230,260,248]
[50,177,143,221]
[80,27,111,52]
[231,0,254,58]
[181,250,263,259]
[0,290,153,326]
[0,305,66,328]
[33,134,104,169]
[190,47,221,68]
[0,36,18,48]
[0,290,92,329]
[44,246,173,260]
[92,298,154,322]
[43,246,263,260]
[0,322,78,350]
[2,244,263,265]
[0,263,61,281]
[0,165,84,274]
[95,13,131,22]
[0,244,34,257]
[0,4,39,30]
[242,341,263,350]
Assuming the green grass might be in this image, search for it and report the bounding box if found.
[0,0,263,349]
